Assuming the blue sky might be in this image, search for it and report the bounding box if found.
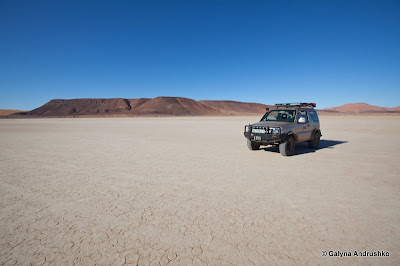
[0,0,399,110]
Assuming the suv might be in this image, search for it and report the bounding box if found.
[243,103,321,156]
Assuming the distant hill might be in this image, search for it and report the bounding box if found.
[0,109,24,116]
[3,100,399,117]
[19,97,270,117]
[322,103,400,113]
[198,100,273,115]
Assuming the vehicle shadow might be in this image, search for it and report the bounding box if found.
[262,140,348,156]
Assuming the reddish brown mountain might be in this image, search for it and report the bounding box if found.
[8,99,399,117]
[27,98,134,116]
[133,97,217,116]
[23,97,269,117]
[198,100,273,115]
[322,103,400,113]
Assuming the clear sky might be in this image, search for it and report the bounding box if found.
[1,0,399,110]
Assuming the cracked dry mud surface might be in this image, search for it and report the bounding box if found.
[1,116,399,265]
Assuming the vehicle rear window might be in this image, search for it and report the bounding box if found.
[309,111,319,122]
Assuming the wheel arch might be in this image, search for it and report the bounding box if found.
[312,129,322,138]
[287,131,298,142]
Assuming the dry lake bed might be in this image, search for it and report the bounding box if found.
[0,116,399,265]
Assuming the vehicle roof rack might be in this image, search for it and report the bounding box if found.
[275,102,316,108]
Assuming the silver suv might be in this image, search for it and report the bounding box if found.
[243,103,322,156]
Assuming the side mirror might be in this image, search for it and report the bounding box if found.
[266,107,269,111]
[298,117,306,123]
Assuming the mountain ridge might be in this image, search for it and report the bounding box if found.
[321,102,400,113]
[0,109,25,116]
[1,99,399,117]
[19,97,271,117]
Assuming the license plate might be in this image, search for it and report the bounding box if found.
[252,129,266,133]
[254,136,262,141]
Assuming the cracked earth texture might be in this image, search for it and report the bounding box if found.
[0,116,399,265]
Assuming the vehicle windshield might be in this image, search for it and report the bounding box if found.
[261,109,296,122]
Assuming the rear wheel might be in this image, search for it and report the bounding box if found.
[247,139,260,150]
[308,131,320,149]
[279,136,295,156]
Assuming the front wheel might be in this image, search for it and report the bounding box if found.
[279,136,295,156]
[247,139,260,150]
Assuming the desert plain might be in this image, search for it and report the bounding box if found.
[0,115,399,265]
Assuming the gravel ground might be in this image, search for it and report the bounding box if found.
[0,116,399,265]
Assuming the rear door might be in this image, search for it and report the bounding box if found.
[308,110,320,137]
[303,110,313,141]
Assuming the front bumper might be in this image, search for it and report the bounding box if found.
[244,131,287,145]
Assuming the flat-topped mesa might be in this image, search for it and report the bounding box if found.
[4,100,400,117]
[133,96,218,116]
[198,100,272,115]
[28,98,133,116]
[23,97,270,117]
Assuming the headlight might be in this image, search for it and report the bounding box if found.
[270,127,281,134]
[245,125,249,132]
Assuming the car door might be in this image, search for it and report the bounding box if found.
[296,110,312,142]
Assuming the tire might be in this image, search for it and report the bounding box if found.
[279,136,295,156]
[247,139,260,150]
[308,131,320,149]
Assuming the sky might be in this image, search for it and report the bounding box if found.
[0,0,399,110]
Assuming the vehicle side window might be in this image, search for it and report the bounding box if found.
[309,111,319,122]
[298,110,309,123]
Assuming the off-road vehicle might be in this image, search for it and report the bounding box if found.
[243,103,321,156]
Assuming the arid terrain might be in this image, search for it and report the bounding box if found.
[2,98,399,118]
[323,102,400,113]
[0,115,399,265]
[8,97,271,117]
[0,109,23,116]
